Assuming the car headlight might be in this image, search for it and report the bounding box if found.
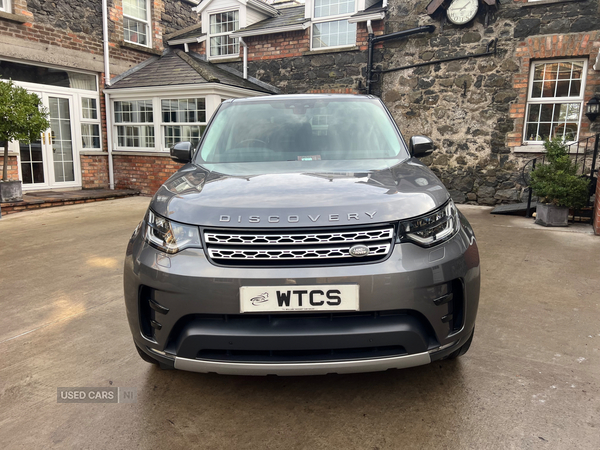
[144,210,201,254]
[398,200,460,247]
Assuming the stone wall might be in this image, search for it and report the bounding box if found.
[163,0,198,37]
[224,21,384,94]
[378,0,600,205]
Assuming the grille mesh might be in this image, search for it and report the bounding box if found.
[204,225,395,266]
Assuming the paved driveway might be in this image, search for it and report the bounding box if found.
[1,198,599,449]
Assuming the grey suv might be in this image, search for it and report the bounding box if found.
[124,94,480,375]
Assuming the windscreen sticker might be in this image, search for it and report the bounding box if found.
[297,155,321,161]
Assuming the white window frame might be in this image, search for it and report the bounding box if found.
[0,0,11,13]
[310,0,357,51]
[123,0,152,48]
[160,97,208,149]
[80,97,102,150]
[207,9,240,60]
[114,99,156,150]
[523,58,587,145]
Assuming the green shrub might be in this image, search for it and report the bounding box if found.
[529,138,590,209]
[0,79,50,181]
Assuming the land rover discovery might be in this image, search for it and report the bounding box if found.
[123,94,480,376]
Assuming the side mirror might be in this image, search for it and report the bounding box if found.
[170,142,193,164]
[409,136,434,158]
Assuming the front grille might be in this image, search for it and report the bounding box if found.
[203,224,395,266]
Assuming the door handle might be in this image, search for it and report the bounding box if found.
[42,133,46,145]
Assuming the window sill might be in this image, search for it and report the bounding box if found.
[303,45,359,56]
[120,41,163,56]
[208,56,242,63]
[80,150,106,156]
[520,0,585,8]
[513,144,583,154]
[113,150,171,157]
[0,11,29,23]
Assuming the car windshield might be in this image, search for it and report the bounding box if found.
[197,97,407,163]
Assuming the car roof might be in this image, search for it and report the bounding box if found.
[223,94,379,104]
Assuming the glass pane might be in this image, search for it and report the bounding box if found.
[539,104,554,121]
[60,121,72,140]
[114,100,153,123]
[526,123,540,141]
[533,64,544,81]
[0,60,97,91]
[32,162,45,183]
[571,62,584,79]
[541,80,556,98]
[566,103,580,121]
[527,104,540,122]
[569,79,581,97]
[314,0,355,18]
[21,163,33,184]
[58,98,69,118]
[81,124,101,149]
[124,17,148,46]
[555,80,570,97]
[63,162,74,182]
[537,123,551,141]
[49,99,59,117]
[82,98,98,119]
[54,161,64,181]
[557,63,572,79]
[312,20,356,49]
[123,0,147,20]
[563,123,578,141]
[531,81,542,98]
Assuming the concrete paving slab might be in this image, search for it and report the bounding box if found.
[0,199,599,449]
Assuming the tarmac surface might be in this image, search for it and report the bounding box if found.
[0,197,599,449]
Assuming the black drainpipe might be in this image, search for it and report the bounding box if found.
[367,25,436,95]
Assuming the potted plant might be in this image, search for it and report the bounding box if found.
[0,79,50,202]
[530,137,590,227]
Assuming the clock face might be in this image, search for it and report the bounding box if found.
[446,0,478,25]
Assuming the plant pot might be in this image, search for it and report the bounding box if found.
[0,180,23,202]
[535,203,568,227]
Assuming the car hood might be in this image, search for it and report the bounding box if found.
[150,160,449,228]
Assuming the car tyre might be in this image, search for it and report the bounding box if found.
[445,328,474,360]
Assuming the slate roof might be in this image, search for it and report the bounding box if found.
[167,25,206,43]
[106,49,275,93]
[235,5,307,34]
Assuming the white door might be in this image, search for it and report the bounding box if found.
[20,92,80,189]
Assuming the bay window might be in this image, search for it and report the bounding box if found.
[524,60,587,143]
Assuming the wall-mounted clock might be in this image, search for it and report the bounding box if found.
[446,0,479,25]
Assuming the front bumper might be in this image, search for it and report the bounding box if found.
[124,215,480,375]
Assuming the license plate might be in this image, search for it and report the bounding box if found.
[240,285,359,313]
